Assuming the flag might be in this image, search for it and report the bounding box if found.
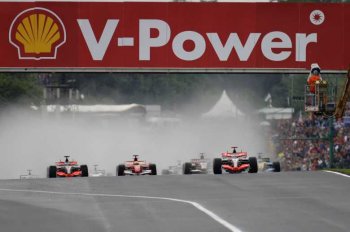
[264,93,271,102]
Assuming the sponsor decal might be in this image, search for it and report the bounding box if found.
[9,7,66,60]
[78,19,317,62]
[310,10,325,25]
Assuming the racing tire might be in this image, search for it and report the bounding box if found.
[48,166,57,178]
[213,158,222,174]
[272,161,281,172]
[150,164,157,175]
[117,164,125,176]
[183,162,192,175]
[248,157,258,173]
[80,165,89,177]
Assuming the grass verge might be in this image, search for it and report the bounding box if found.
[325,169,350,175]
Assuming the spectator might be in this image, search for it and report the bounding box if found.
[271,104,350,171]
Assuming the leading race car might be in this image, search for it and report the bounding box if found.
[183,153,211,175]
[117,155,157,176]
[213,147,258,174]
[258,156,281,172]
[48,156,89,178]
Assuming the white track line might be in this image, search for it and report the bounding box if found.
[323,170,350,178]
[0,188,243,232]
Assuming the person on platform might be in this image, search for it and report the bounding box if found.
[307,63,322,94]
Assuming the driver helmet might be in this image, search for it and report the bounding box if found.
[310,63,321,76]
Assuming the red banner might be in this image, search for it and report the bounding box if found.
[0,2,349,71]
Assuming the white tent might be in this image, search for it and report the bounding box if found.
[202,90,244,119]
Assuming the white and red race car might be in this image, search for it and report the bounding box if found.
[183,153,211,175]
[48,156,89,178]
[117,155,157,176]
[213,147,258,174]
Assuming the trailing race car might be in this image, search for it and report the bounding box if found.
[161,161,182,175]
[258,156,281,172]
[183,153,211,175]
[90,164,106,177]
[213,147,258,174]
[20,169,39,179]
[117,155,157,176]
[48,156,89,178]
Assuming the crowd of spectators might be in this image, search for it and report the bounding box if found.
[271,104,350,171]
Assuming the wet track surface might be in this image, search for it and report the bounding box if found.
[0,171,349,232]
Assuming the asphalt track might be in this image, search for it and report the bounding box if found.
[0,171,349,232]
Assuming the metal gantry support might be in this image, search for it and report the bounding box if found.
[328,116,335,168]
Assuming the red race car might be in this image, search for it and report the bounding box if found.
[48,156,89,178]
[213,147,258,174]
[117,155,157,176]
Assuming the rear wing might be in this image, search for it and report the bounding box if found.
[56,161,78,166]
[222,152,248,158]
[191,158,209,163]
[125,160,146,165]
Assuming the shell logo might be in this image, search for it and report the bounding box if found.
[9,8,66,60]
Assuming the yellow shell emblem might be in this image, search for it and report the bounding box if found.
[10,8,66,60]
[15,13,61,54]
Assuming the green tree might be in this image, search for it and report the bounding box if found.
[0,73,42,107]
